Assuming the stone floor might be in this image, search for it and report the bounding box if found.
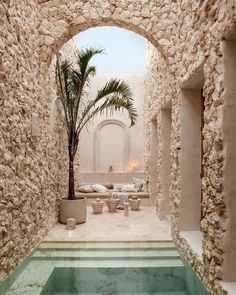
[44,206,171,242]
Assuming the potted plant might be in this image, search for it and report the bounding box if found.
[56,47,137,224]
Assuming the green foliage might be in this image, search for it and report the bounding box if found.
[56,47,137,158]
[56,47,137,199]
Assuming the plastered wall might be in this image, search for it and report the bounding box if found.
[78,74,145,174]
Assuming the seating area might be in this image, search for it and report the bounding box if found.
[76,172,149,205]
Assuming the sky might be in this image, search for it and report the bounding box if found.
[76,26,147,74]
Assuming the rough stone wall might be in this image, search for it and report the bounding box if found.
[144,1,236,295]
[0,0,236,294]
[0,0,175,283]
[0,2,77,282]
[37,0,178,65]
[144,44,175,206]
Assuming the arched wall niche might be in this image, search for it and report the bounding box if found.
[37,0,173,66]
[94,120,128,172]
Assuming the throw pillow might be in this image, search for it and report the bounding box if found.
[91,184,109,193]
[133,177,144,191]
[78,185,94,193]
[113,183,123,192]
[121,184,138,192]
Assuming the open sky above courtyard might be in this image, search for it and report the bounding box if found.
[76,26,147,74]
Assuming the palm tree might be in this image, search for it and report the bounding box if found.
[56,47,137,200]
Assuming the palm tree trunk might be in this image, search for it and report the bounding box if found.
[68,147,75,200]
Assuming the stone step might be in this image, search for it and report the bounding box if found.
[31,257,184,268]
[32,248,180,260]
[38,241,175,250]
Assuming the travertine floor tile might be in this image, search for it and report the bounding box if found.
[44,206,171,242]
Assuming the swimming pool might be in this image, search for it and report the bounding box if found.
[0,241,210,295]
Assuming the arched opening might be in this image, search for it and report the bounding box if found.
[94,120,128,172]
[37,0,169,67]
[67,26,147,187]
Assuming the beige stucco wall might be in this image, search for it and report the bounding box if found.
[78,74,145,174]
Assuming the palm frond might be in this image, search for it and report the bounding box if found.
[96,79,133,102]
[77,95,137,137]
[76,48,103,77]
[56,56,71,135]
[56,47,137,156]
[98,96,137,127]
[84,65,96,86]
[76,79,134,133]
[56,46,137,200]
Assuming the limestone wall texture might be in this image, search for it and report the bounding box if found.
[144,1,236,295]
[0,1,236,294]
[0,3,75,282]
[0,0,175,283]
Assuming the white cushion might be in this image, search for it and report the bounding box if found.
[91,184,109,193]
[121,184,138,192]
[113,183,123,192]
[133,177,144,192]
[78,185,94,193]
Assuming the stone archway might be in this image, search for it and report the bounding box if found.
[37,0,176,65]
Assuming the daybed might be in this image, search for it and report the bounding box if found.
[76,181,150,205]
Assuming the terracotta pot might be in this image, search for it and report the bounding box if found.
[129,198,141,210]
[106,198,120,213]
[59,197,87,224]
[91,200,104,214]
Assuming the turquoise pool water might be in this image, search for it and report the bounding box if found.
[0,241,210,295]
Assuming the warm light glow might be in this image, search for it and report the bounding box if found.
[127,163,137,173]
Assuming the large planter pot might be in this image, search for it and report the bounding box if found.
[59,197,87,224]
